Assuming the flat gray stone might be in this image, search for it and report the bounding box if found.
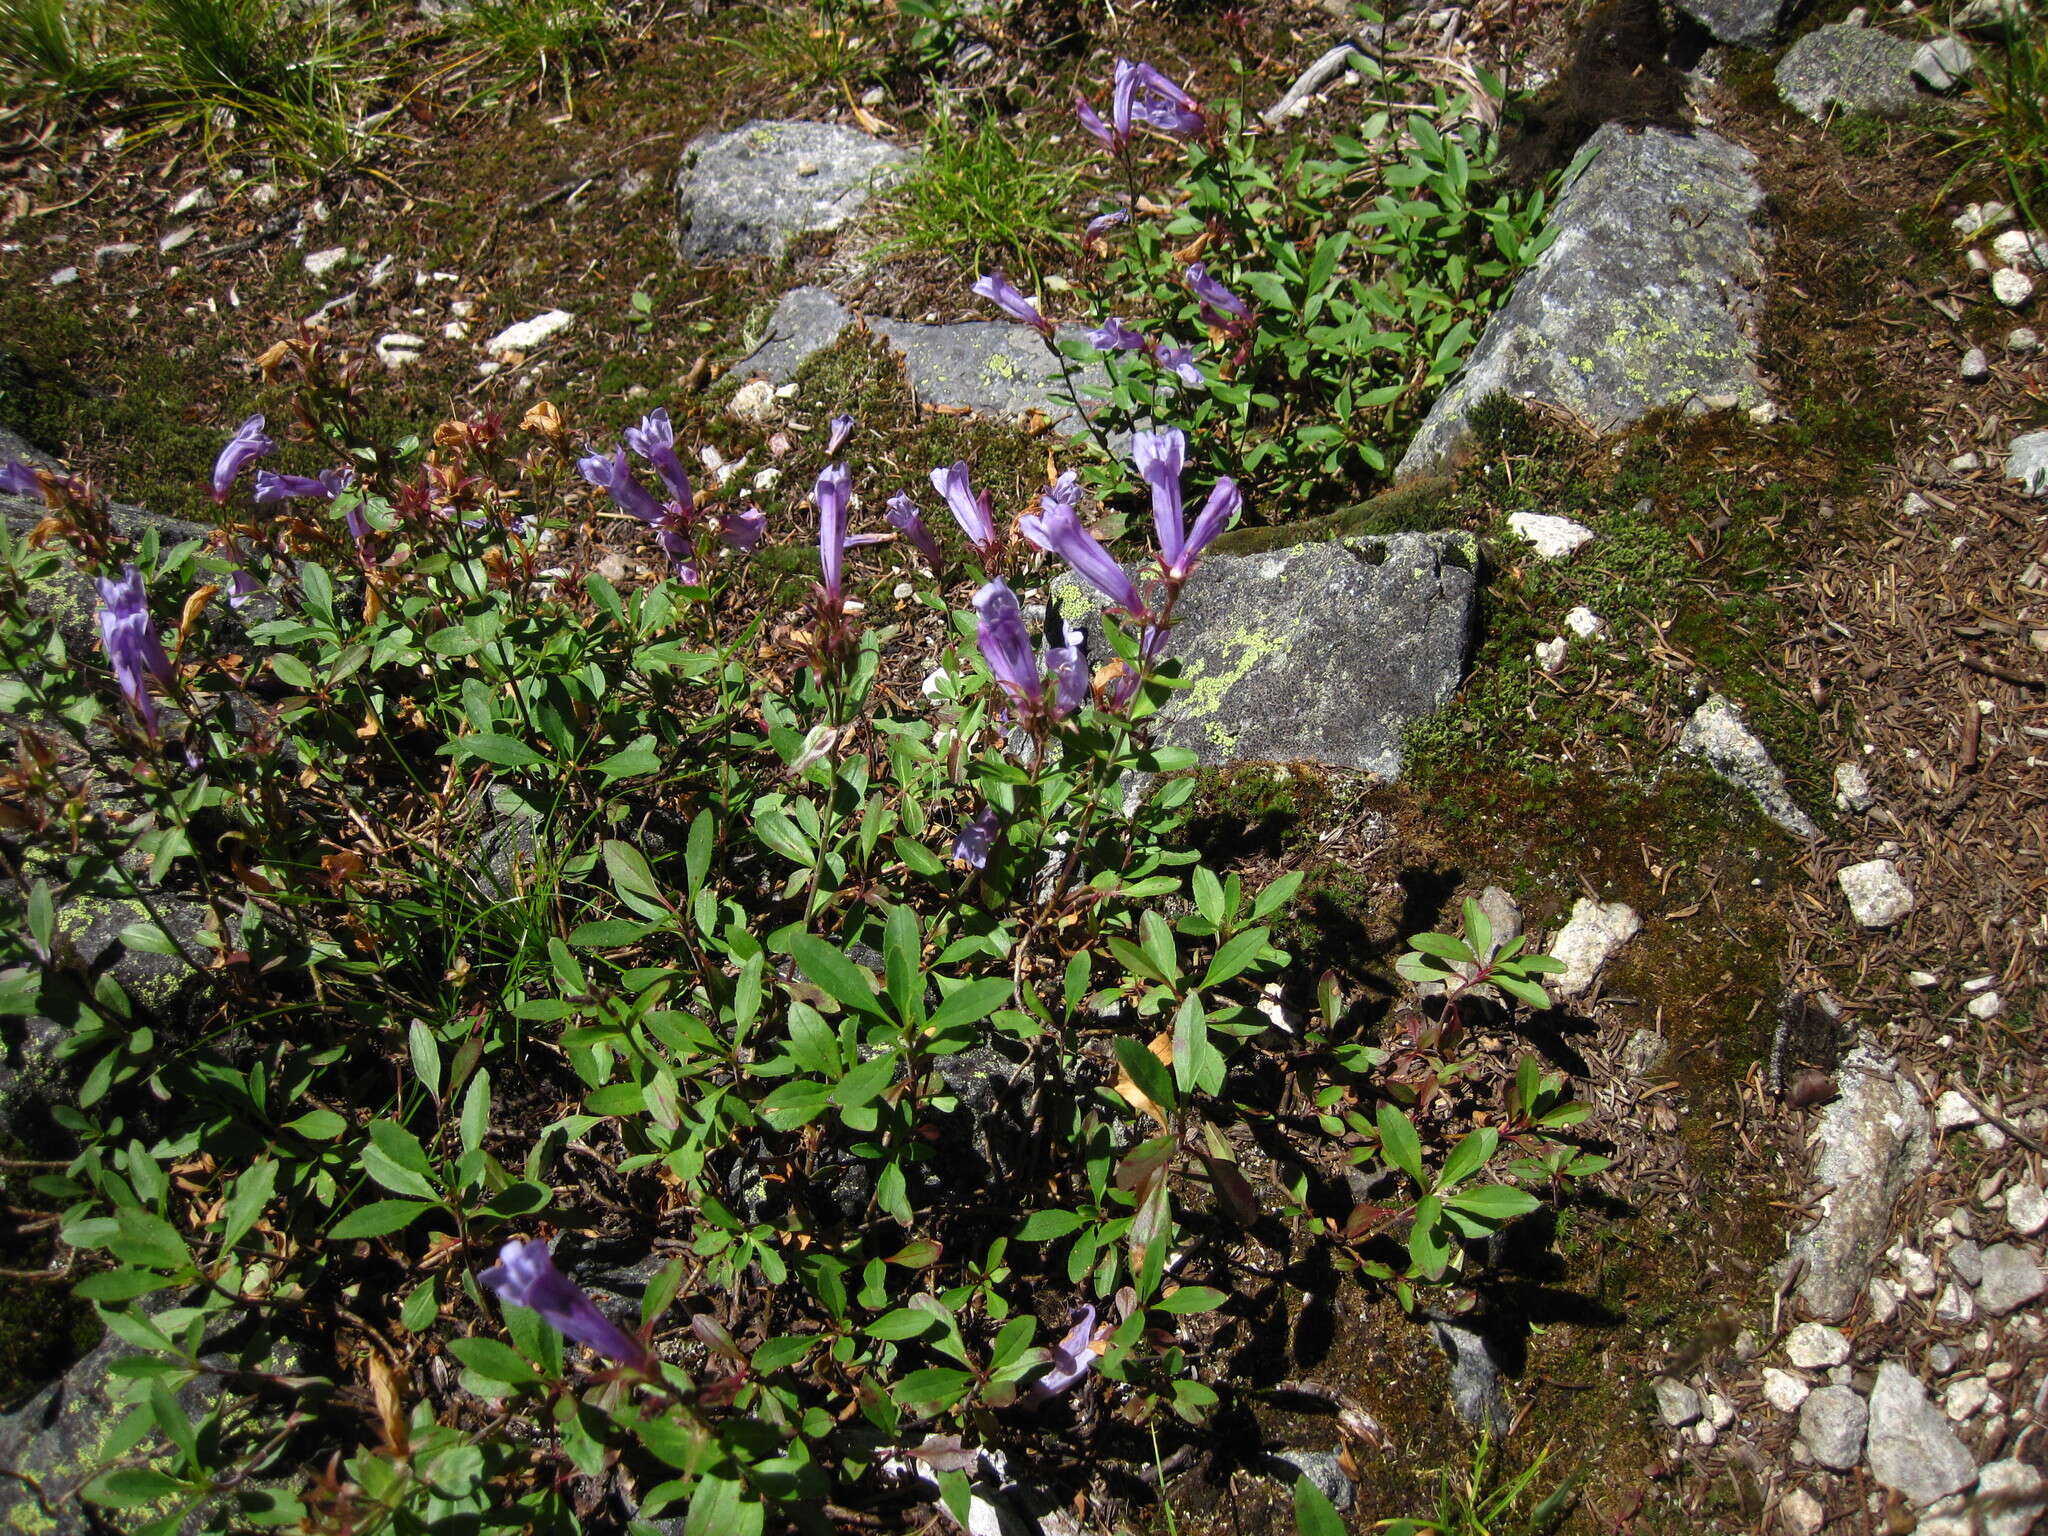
[1549,897,1640,998]
[1053,532,1478,780]
[1784,1048,1933,1322]
[1433,1319,1511,1436]
[1797,1385,1868,1469]
[1976,1244,2045,1316]
[676,120,910,262]
[1397,126,1768,479]
[1266,1449,1356,1511]
[1979,1460,2048,1536]
[1775,25,1923,121]
[1677,693,1818,837]
[1866,1362,1976,1507]
[1653,1376,1703,1427]
[1673,0,1798,46]
[734,286,1110,434]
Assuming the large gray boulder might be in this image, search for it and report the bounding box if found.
[676,120,910,262]
[1782,1047,1933,1322]
[1673,0,1800,46]
[1053,532,1478,779]
[1774,24,1924,121]
[735,286,1110,434]
[1396,125,1769,480]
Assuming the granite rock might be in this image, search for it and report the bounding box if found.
[1775,25,1924,120]
[1052,532,1478,779]
[1678,693,1818,837]
[1397,126,1768,479]
[1866,1361,1976,1506]
[733,286,1111,434]
[676,120,910,262]
[1784,1048,1933,1321]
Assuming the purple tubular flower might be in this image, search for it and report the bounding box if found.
[972,272,1053,336]
[1186,262,1249,324]
[1132,428,1188,573]
[886,492,941,564]
[1127,62,1204,138]
[1018,499,1149,619]
[1087,316,1145,353]
[480,1238,650,1370]
[1045,615,1088,720]
[1182,477,1242,572]
[0,460,42,498]
[815,462,851,605]
[1154,340,1204,389]
[253,465,354,505]
[974,579,1044,709]
[95,564,175,737]
[1026,1306,1100,1403]
[953,804,1002,870]
[623,409,695,511]
[931,461,997,555]
[825,413,856,457]
[577,446,664,527]
[1084,206,1131,239]
[227,567,262,609]
[720,505,766,553]
[211,414,275,503]
[1075,92,1119,151]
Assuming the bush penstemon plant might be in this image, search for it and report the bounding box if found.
[976,51,1558,515]
[0,319,1591,1530]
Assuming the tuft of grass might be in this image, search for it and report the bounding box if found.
[722,5,894,99]
[1942,11,2047,224]
[0,0,127,99]
[458,0,618,97]
[872,95,1081,281]
[126,0,383,171]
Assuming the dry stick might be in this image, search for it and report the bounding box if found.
[1960,652,2048,689]
[1261,40,1368,126]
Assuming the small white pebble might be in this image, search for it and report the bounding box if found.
[1993,267,2036,307]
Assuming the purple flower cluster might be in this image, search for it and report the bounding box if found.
[1076,59,1205,151]
[580,408,762,584]
[480,1238,653,1374]
[1133,428,1241,583]
[930,460,1002,566]
[972,579,1088,727]
[211,415,275,503]
[95,564,175,737]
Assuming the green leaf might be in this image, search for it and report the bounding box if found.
[1155,1285,1227,1314]
[883,904,921,1022]
[864,1308,940,1341]
[1496,974,1552,1010]
[595,735,660,783]
[1191,866,1225,927]
[361,1128,438,1201]
[1016,1209,1085,1241]
[832,1052,898,1110]
[1407,931,1475,963]
[1376,1104,1424,1185]
[753,807,813,864]
[286,1108,347,1140]
[1445,1183,1542,1221]
[789,935,886,1020]
[685,1470,762,1536]
[1202,926,1271,990]
[1293,1473,1347,1536]
[110,1207,190,1271]
[927,977,1013,1035]
[1112,1035,1177,1120]
[1407,1194,1451,1280]
[447,1336,539,1386]
[895,1366,976,1414]
[84,1467,188,1509]
[459,1069,491,1157]
[455,733,545,768]
[330,1200,431,1240]
[218,1159,277,1251]
[1436,1127,1497,1193]
[1139,911,1180,987]
[1462,896,1493,960]
[758,1079,831,1131]
[408,1018,442,1099]
[602,840,667,909]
